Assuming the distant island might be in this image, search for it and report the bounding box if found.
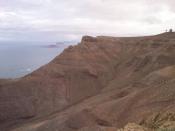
[42,41,76,48]
[42,44,59,48]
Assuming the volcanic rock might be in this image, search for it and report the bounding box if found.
[0,32,175,131]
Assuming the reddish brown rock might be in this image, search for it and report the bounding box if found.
[0,32,175,131]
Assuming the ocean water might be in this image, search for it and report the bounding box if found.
[0,42,71,79]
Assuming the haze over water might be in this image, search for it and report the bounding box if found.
[0,42,71,79]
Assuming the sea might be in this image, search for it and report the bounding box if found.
[0,41,73,79]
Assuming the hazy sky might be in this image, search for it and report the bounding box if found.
[0,0,175,42]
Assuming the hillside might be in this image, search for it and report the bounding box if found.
[0,32,175,131]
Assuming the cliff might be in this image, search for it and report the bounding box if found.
[0,33,175,131]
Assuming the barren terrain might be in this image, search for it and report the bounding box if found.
[0,32,175,131]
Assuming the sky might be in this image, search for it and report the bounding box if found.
[0,0,175,42]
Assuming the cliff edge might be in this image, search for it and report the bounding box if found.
[0,33,175,131]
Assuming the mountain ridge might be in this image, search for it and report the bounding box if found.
[0,32,175,131]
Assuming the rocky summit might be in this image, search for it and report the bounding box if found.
[0,32,175,131]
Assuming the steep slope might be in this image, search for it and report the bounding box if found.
[0,32,175,131]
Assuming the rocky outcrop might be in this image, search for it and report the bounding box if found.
[1,33,175,131]
[118,123,148,131]
[81,36,98,42]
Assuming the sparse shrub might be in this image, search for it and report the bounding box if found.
[140,113,175,130]
[156,128,175,131]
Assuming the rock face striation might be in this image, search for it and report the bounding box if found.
[0,33,175,131]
